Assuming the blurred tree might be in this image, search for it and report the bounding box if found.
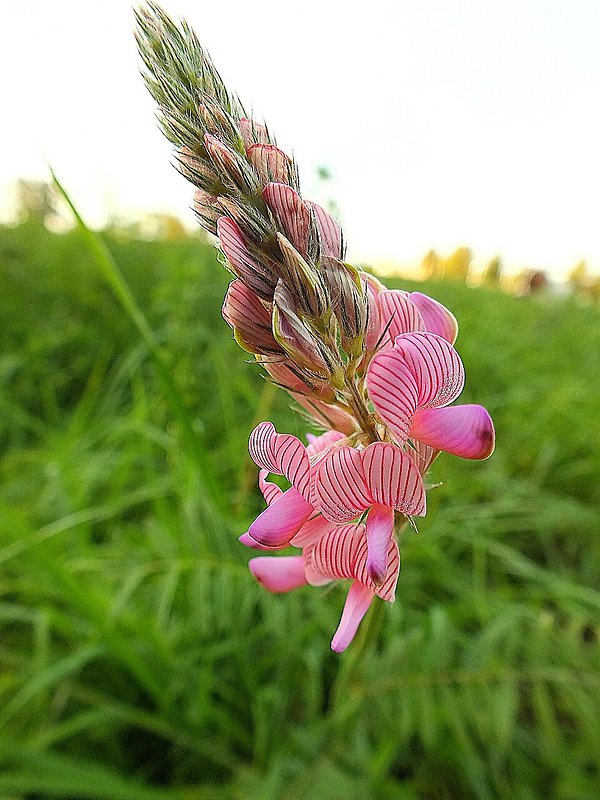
[421,249,443,278]
[444,246,472,282]
[15,180,57,226]
[482,255,502,287]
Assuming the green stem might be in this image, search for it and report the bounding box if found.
[330,595,385,720]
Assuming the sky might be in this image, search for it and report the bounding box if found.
[2,0,600,278]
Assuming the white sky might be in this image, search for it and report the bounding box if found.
[2,0,600,278]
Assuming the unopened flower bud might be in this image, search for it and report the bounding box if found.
[239,117,272,150]
[204,133,259,195]
[263,182,311,255]
[248,144,298,189]
[222,280,282,355]
[307,201,344,260]
[193,189,220,234]
[272,281,332,378]
[321,258,369,354]
[198,99,242,147]
[275,233,328,318]
[217,217,278,300]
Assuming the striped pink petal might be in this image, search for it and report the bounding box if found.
[258,469,282,506]
[248,422,311,500]
[410,404,496,460]
[247,486,313,548]
[407,439,439,476]
[377,290,426,341]
[263,183,311,254]
[222,280,279,354]
[361,442,426,516]
[331,582,374,652]
[366,348,420,445]
[365,503,394,584]
[249,556,307,593]
[248,143,293,185]
[392,332,465,409]
[307,201,343,258]
[314,447,371,523]
[217,217,275,299]
[306,523,400,602]
[408,292,458,344]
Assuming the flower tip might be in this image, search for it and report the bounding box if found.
[239,532,264,549]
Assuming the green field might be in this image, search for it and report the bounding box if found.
[1,219,599,800]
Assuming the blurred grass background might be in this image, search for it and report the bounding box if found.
[0,216,599,800]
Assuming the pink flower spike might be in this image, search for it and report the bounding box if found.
[262,182,311,254]
[365,504,395,584]
[409,292,458,344]
[249,556,307,593]
[377,290,426,342]
[249,422,311,500]
[307,201,343,259]
[247,486,313,548]
[331,582,374,652]
[410,404,495,460]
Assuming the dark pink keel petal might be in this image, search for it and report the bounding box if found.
[249,556,307,593]
[377,290,426,342]
[331,582,374,652]
[249,422,311,500]
[392,332,465,409]
[366,349,419,445]
[314,447,371,523]
[365,504,394,584]
[238,532,274,551]
[410,404,496,460]
[409,292,458,344]
[362,442,427,516]
[247,487,313,548]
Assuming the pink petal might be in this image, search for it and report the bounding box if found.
[249,556,307,593]
[410,404,495,460]
[248,422,311,500]
[258,469,282,506]
[361,442,426,516]
[314,447,371,523]
[222,280,279,355]
[290,393,358,436]
[392,332,465,409]
[248,143,293,185]
[407,439,439,475]
[238,532,272,550]
[217,217,275,300]
[331,582,374,652]
[247,486,313,548]
[263,183,311,254]
[305,429,346,458]
[366,348,419,445]
[307,201,343,258]
[290,515,336,548]
[239,117,272,149]
[307,523,400,601]
[409,292,458,344]
[365,503,394,584]
[377,290,426,342]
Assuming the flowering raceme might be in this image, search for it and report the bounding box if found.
[137,4,495,651]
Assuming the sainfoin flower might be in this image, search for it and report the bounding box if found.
[137,4,496,652]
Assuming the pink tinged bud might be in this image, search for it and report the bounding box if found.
[275,235,326,317]
[193,189,221,234]
[409,292,459,344]
[217,217,277,300]
[363,276,383,352]
[222,280,280,355]
[263,183,311,255]
[290,394,358,437]
[321,258,368,351]
[409,404,495,460]
[307,202,344,259]
[247,486,313,548]
[249,556,308,593]
[331,582,374,652]
[248,144,295,186]
[272,283,332,377]
[204,132,258,194]
[198,101,240,143]
[239,117,272,150]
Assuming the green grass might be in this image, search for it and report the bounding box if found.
[0,219,599,799]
